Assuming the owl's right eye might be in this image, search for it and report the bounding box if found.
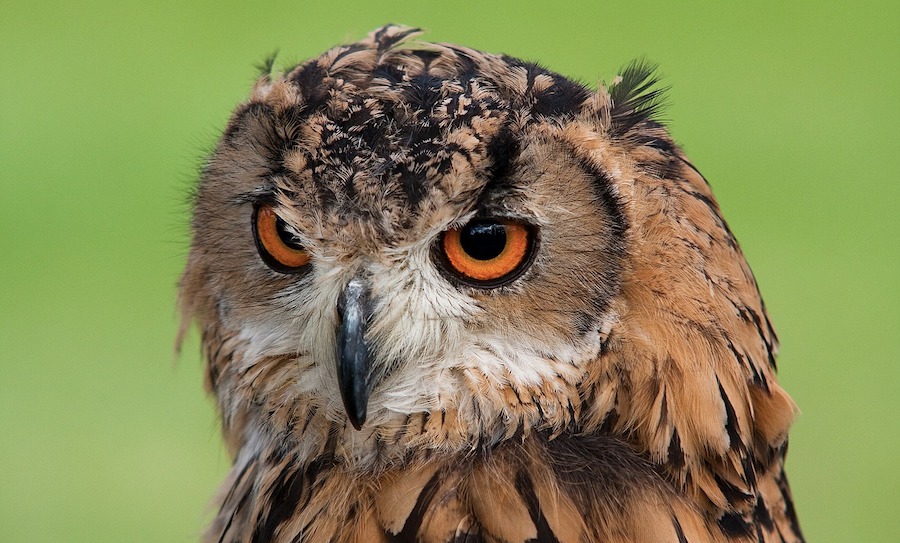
[252,205,310,273]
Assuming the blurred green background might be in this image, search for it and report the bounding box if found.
[2,1,897,541]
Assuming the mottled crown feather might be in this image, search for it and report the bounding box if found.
[249,24,670,134]
[252,23,599,121]
[217,24,671,228]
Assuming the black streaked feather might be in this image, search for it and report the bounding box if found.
[252,468,305,543]
[672,516,690,543]
[515,470,560,543]
[609,60,668,138]
[388,470,442,542]
[372,24,422,52]
[718,511,754,538]
[255,50,279,79]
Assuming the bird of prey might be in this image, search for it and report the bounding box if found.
[179,24,804,543]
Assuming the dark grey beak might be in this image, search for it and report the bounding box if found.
[336,277,374,430]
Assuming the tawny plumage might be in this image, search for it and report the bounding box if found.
[179,25,804,543]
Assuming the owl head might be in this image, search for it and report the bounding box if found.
[180,25,796,483]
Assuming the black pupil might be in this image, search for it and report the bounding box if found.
[275,217,304,251]
[460,221,507,260]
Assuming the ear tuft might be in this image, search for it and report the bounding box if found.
[608,60,668,138]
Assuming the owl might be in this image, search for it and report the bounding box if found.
[179,25,804,543]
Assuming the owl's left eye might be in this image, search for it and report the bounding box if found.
[437,218,537,287]
[253,205,310,273]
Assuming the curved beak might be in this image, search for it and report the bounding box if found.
[336,277,374,430]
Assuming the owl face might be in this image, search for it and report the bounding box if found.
[182,26,793,472]
[184,51,625,443]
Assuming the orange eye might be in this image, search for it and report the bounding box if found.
[253,205,310,273]
[439,219,536,287]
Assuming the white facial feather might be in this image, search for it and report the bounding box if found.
[232,230,599,440]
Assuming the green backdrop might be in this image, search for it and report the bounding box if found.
[2,1,897,541]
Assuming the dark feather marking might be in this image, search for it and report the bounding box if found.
[330,43,368,70]
[543,432,660,499]
[754,523,767,543]
[450,57,479,91]
[372,62,407,84]
[609,60,668,139]
[668,428,686,471]
[553,154,628,313]
[734,304,777,371]
[598,333,611,355]
[206,363,220,389]
[388,470,443,542]
[658,389,669,427]
[755,496,774,531]
[514,470,560,543]
[741,452,758,489]
[760,301,779,345]
[776,467,804,539]
[371,25,393,46]
[531,74,591,118]
[395,163,428,208]
[576,155,628,241]
[597,407,619,434]
[255,51,279,79]
[300,404,318,434]
[275,104,315,144]
[717,378,743,452]
[713,471,753,507]
[565,400,577,425]
[484,124,519,182]
[356,114,391,151]
[672,516,690,543]
[402,74,444,114]
[772,521,788,543]
[252,456,334,543]
[718,511,753,538]
[716,378,759,505]
[633,127,678,154]
[726,339,771,393]
[251,467,305,543]
[682,188,740,250]
[218,489,251,543]
[372,25,421,52]
[503,58,591,120]
[410,48,442,65]
[572,312,594,337]
[218,460,256,543]
[636,154,682,180]
[221,102,278,149]
[205,341,228,388]
[517,58,542,96]
[291,61,330,111]
[675,155,713,189]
